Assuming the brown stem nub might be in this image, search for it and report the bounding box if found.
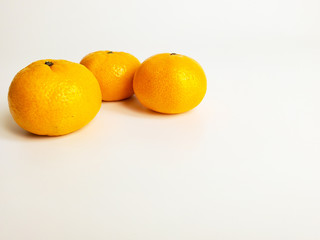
[45,61,53,66]
[170,53,177,55]
[107,51,113,54]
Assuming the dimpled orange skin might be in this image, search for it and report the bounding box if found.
[8,60,102,136]
[133,53,207,114]
[80,51,140,101]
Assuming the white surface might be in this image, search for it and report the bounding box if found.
[1,0,320,239]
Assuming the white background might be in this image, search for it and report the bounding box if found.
[0,0,320,239]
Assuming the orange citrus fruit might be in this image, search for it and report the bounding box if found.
[8,59,102,136]
[80,50,140,101]
[133,53,207,114]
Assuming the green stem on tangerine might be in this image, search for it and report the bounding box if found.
[45,61,53,66]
